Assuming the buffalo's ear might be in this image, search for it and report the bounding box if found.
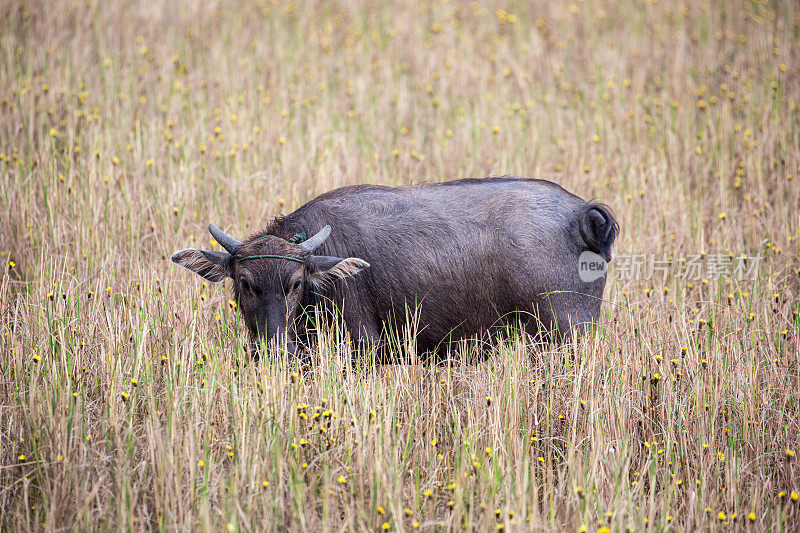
[306,255,370,288]
[171,249,232,282]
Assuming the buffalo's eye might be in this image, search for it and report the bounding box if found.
[239,278,251,293]
[292,279,302,292]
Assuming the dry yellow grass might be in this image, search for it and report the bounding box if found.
[1,0,799,530]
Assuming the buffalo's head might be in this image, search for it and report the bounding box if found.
[171,224,369,360]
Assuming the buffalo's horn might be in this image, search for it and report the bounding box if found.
[299,225,331,253]
[208,223,243,254]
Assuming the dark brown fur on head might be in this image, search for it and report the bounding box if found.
[232,236,307,358]
[172,224,369,361]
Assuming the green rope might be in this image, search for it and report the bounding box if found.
[237,254,305,263]
[250,232,307,244]
[239,231,307,262]
[288,232,307,243]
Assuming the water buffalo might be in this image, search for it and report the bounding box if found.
[171,177,618,361]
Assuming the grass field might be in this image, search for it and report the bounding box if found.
[2,0,799,530]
